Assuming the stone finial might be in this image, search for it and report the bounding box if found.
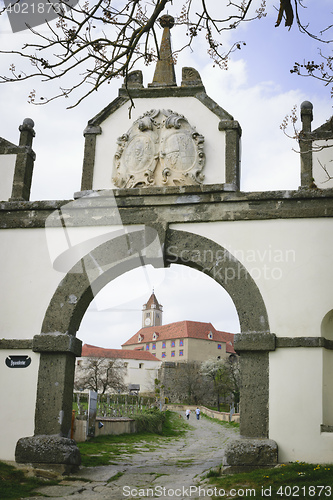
[299,101,313,187]
[149,15,177,87]
[300,101,313,133]
[181,67,203,87]
[10,118,36,201]
[122,70,144,89]
[19,117,35,148]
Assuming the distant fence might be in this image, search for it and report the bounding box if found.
[74,392,155,418]
[163,404,240,423]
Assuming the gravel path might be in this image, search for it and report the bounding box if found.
[28,413,240,500]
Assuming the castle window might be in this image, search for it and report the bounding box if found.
[153,332,158,340]
[162,352,166,358]
[179,350,183,356]
[179,339,184,346]
[146,344,149,350]
[218,344,222,349]
[162,342,166,348]
[152,343,156,350]
[138,334,143,342]
[152,353,156,357]
[208,332,213,339]
[171,341,175,347]
[139,363,143,369]
[171,351,175,357]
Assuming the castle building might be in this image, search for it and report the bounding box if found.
[122,292,235,363]
[76,344,161,394]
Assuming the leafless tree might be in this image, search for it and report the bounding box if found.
[0,0,330,107]
[74,357,126,394]
[201,356,240,410]
[165,361,208,404]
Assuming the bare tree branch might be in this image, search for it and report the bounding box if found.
[0,0,331,107]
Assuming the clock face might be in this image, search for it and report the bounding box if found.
[145,317,151,326]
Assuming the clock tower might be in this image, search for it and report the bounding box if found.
[142,291,163,328]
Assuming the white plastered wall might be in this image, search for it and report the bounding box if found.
[0,154,16,201]
[169,218,333,462]
[1,216,333,462]
[270,349,333,463]
[93,96,225,189]
[0,222,143,460]
[125,359,161,393]
[0,350,39,461]
[313,139,333,189]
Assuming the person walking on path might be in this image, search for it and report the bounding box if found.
[195,407,201,420]
[185,408,191,420]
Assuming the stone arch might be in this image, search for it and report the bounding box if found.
[41,228,269,337]
[321,309,333,430]
[321,309,333,341]
[165,229,269,334]
[28,226,271,467]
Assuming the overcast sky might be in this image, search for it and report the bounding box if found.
[1,1,331,348]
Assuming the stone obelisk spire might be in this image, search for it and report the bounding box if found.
[149,15,177,87]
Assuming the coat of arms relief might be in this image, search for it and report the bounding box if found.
[112,109,205,188]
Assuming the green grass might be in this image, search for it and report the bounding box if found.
[0,461,59,500]
[201,412,240,428]
[204,404,231,413]
[206,462,333,499]
[78,411,190,467]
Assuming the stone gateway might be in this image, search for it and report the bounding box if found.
[0,17,333,470]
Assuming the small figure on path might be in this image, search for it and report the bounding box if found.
[185,408,191,420]
[195,407,200,420]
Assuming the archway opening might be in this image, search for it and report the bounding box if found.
[37,228,270,441]
[75,263,241,417]
[77,263,241,349]
[321,310,333,428]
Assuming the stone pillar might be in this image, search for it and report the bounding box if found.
[299,101,313,188]
[32,334,82,436]
[15,334,82,472]
[219,120,242,190]
[10,118,36,201]
[80,124,102,191]
[149,15,177,87]
[224,333,278,469]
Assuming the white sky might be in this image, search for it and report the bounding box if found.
[1,1,331,348]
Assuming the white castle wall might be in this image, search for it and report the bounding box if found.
[93,96,226,189]
[313,139,333,189]
[1,216,333,461]
[0,154,16,201]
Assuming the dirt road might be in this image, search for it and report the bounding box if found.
[28,413,240,499]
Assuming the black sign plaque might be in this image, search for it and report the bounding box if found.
[5,355,31,368]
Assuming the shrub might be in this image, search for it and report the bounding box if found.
[133,408,166,434]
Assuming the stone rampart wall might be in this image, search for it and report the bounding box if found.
[164,404,240,423]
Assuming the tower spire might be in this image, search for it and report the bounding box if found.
[142,291,163,327]
[149,15,177,87]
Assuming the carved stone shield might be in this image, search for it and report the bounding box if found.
[112,109,205,188]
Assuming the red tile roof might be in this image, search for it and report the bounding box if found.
[81,344,161,361]
[122,321,235,353]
